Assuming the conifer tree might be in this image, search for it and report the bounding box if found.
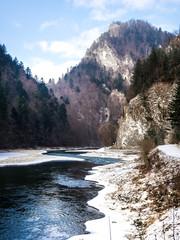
[0,79,8,147]
[0,80,8,122]
[113,73,124,91]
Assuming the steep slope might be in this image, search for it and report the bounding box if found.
[115,81,176,148]
[48,20,174,146]
[0,45,70,148]
[115,34,180,149]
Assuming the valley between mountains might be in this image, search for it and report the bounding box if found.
[0,19,180,240]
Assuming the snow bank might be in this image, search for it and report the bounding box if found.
[69,145,180,240]
[96,147,111,152]
[68,150,139,240]
[1,145,179,239]
[157,144,180,158]
[0,152,27,161]
[0,150,84,167]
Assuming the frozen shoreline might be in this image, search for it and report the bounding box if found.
[1,146,179,240]
[0,148,142,239]
[68,149,140,240]
[0,148,141,239]
[69,145,180,240]
[0,149,84,167]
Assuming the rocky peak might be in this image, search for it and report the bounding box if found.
[85,40,122,76]
[108,23,121,37]
[49,20,174,146]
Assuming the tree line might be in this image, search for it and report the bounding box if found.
[127,36,180,142]
[0,44,70,148]
[128,44,180,99]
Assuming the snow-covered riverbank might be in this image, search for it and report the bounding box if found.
[68,149,141,240]
[0,149,84,166]
[0,146,179,240]
[69,145,180,240]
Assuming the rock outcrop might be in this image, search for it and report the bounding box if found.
[48,20,174,146]
[115,82,176,148]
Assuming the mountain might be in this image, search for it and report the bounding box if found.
[0,45,70,148]
[114,34,180,149]
[48,20,174,146]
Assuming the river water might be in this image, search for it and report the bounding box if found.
[0,151,118,240]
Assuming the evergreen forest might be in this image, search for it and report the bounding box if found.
[0,44,70,148]
[129,44,180,99]
[128,35,180,142]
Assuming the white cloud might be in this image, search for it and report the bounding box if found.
[31,58,79,83]
[39,41,48,51]
[40,20,57,31]
[122,0,155,10]
[76,27,101,47]
[39,18,64,31]
[69,0,157,21]
[72,0,158,9]
[38,27,101,59]
[28,28,101,82]
[72,0,119,9]
[70,0,180,22]
[91,8,126,21]
[72,0,105,8]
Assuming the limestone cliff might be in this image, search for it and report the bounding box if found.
[48,20,174,146]
[115,82,176,148]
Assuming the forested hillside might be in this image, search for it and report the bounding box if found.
[48,20,174,146]
[0,20,177,148]
[115,34,180,148]
[0,44,70,148]
[128,35,180,100]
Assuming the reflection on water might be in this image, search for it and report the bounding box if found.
[0,160,104,240]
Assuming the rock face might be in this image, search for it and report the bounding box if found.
[115,82,176,148]
[48,20,173,146]
[85,37,134,85]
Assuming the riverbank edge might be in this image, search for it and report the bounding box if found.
[68,149,140,240]
[0,149,84,166]
[68,145,180,240]
[0,148,140,239]
[1,147,179,239]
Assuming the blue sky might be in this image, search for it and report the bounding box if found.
[0,0,180,82]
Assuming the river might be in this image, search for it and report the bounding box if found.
[0,150,118,240]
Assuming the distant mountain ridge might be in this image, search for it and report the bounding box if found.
[48,19,174,146]
[0,19,175,148]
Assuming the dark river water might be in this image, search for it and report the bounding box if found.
[0,151,118,240]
